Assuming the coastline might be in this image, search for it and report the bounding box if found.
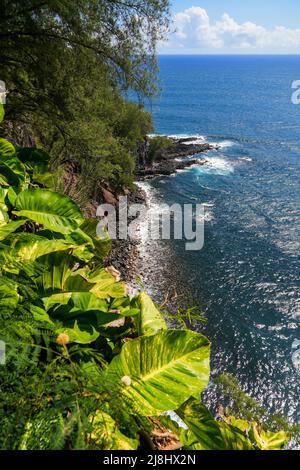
[137,136,217,179]
[105,187,148,288]
[106,135,217,299]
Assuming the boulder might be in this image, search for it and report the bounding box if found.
[102,187,118,205]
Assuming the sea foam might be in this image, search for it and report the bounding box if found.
[194,156,235,176]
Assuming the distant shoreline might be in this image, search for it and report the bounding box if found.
[138,135,217,179]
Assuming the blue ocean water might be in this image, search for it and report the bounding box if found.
[143,56,300,421]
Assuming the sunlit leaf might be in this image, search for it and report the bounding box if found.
[107,330,211,416]
[13,188,84,234]
[136,292,167,336]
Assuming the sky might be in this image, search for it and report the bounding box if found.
[159,0,300,54]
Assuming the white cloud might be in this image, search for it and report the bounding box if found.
[161,6,300,53]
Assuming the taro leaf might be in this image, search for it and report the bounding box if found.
[0,208,8,226]
[0,219,27,241]
[79,218,111,260]
[43,291,108,313]
[0,187,7,204]
[43,292,119,332]
[222,415,251,434]
[6,186,18,206]
[35,253,77,294]
[13,188,84,234]
[0,233,77,262]
[223,415,289,450]
[0,138,15,158]
[87,267,126,299]
[106,329,211,416]
[0,138,27,185]
[30,304,55,326]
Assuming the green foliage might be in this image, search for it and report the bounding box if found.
[136,292,167,336]
[14,188,85,234]
[106,330,211,416]
[214,373,300,447]
[0,1,167,195]
[19,410,65,450]
[223,416,288,450]
[0,108,290,450]
[162,398,288,451]
[178,399,255,450]
[89,411,139,450]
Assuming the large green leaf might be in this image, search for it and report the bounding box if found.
[222,415,251,433]
[30,304,55,326]
[56,321,99,344]
[42,288,123,333]
[6,186,19,206]
[35,254,116,298]
[109,296,140,317]
[0,208,9,226]
[0,219,27,241]
[107,330,211,416]
[0,139,27,185]
[79,218,111,260]
[43,291,108,313]
[31,170,55,188]
[65,228,96,262]
[178,399,228,450]
[178,399,254,450]
[43,291,119,329]
[35,253,76,294]
[0,187,8,223]
[42,265,127,301]
[13,188,84,234]
[88,267,126,299]
[74,266,126,299]
[0,233,77,263]
[16,148,51,185]
[0,187,7,204]
[53,310,118,332]
[136,292,167,336]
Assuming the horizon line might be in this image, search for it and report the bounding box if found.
[157,53,300,56]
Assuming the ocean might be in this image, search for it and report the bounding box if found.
[140,55,300,422]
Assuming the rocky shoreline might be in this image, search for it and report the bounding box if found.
[137,136,216,179]
[106,136,217,284]
[105,188,147,284]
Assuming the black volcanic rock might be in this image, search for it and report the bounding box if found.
[159,142,213,160]
[137,136,217,179]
